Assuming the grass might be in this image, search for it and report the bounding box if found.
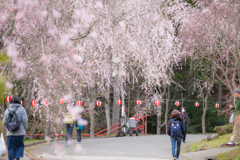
[186,134,232,152]
[24,139,45,145]
[216,147,240,160]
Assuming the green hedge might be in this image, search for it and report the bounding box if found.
[214,125,233,135]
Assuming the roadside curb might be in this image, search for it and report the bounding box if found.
[181,147,237,160]
[25,138,65,148]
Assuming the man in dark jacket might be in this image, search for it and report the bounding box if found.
[179,107,188,143]
[168,110,185,160]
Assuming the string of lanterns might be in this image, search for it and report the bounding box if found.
[5,96,221,109]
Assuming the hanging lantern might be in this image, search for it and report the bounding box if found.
[195,102,199,107]
[116,100,121,105]
[31,100,36,107]
[59,98,64,104]
[45,100,49,105]
[77,101,82,106]
[136,100,142,105]
[6,96,11,103]
[215,103,219,108]
[155,101,160,106]
[96,101,102,106]
[21,100,23,105]
[175,101,180,106]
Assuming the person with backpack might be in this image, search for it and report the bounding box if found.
[75,118,83,143]
[3,96,28,160]
[179,107,188,143]
[63,110,74,146]
[167,110,185,160]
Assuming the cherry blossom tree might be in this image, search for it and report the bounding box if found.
[0,0,187,138]
[177,0,240,96]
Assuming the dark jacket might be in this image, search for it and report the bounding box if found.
[179,112,188,123]
[167,116,185,138]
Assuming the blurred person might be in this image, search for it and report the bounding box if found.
[226,89,240,146]
[75,118,83,143]
[63,110,74,146]
[179,107,188,143]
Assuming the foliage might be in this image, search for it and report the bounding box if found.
[216,147,240,160]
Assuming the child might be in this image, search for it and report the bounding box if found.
[76,118,83,143]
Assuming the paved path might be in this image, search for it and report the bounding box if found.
[28,134,209,160]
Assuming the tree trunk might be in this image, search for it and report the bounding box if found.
[45,108,51,137]
[238,62,240,87]
[25,75,34,115]
[112,76,120,125]
[157,106,162,134]
[90,105,95,138]
[202,93,209,134]
[134,84,140,115]
[218,83,222,104]
[105,86,111,136]
[165,86,170,134]
[30,123,37,139]
[89,91,96,138]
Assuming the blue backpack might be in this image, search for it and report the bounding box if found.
[170,119,182,137]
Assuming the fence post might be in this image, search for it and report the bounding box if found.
[142,118,145,135]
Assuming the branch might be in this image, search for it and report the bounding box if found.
[0,0,18,49]
[160,120,166,128]
[70,21,97,41]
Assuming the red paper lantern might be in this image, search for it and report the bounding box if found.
[6,96,11,103]
[77,101,82,106]
[31,100,36,107]
[195,102,199,107]
[21,100,23,105]
[136,100,142,105]
[45,100,49,105]
[155,101,160,106]
[175,101,180,106]
[116,100,121,105]
[96,101,102,106]
[215,103,219,108]
[59,98,64,104]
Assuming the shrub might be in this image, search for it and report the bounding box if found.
[214,125,233,135]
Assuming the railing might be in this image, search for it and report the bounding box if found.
[135,114,149,134]
[94,122,121,137]
[27,114,149,139]
[94,114,149,136]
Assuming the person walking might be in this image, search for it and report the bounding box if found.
[75,118,83,143]
[168,110,185,160]
[179,107,188,143]
[63,110,74,146]
[226,89,240,146]
[3,96,28,160]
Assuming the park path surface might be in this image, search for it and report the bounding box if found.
[27,134,211,160]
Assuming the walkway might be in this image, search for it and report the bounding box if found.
[27,134,209,160]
